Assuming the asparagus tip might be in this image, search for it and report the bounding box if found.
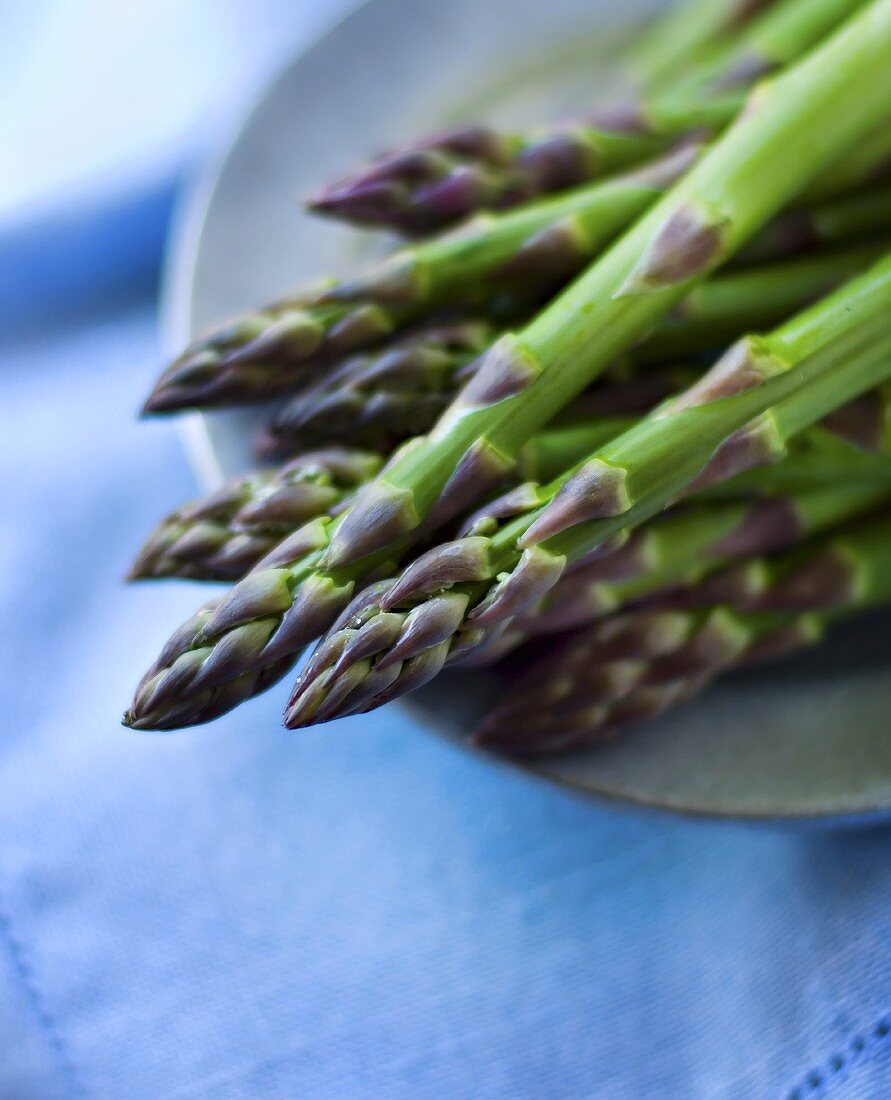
[140,384,183,416]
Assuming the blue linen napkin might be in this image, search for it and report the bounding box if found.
[3,3,891,1097]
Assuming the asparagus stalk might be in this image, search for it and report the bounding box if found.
[124,9,891,732]
[634,242,885,361]
[462,476,891,662]
[477,608,816,754]
[283,260,891,727]
[800,119,891,201]
[476,513,891,754]
[662,0,869,94]
[134,392,891,585]
[736,182,891,262]
[263,243,882,455]
[629,0,775,90]
[307,0,864,233]
[703,393,891,493]
[144,146,699,414]
[304,127,675,240]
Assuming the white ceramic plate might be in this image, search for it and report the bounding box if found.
[163,0,891,824]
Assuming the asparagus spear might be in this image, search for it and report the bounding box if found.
[476,513,891,753]
[662,0,869,93]
[128,449,384,582]
[307,0,864,233]
[130,420,635,583]
[135,390,891,585]
[323,12,891,575]
[283,262,891,727]
[263,243,882,455]
[259,319,498,456]
[143,146,699,414]
[461,475,891,662]
[477,608,816,754]
[304,127,673,240]
[124,9,891,732]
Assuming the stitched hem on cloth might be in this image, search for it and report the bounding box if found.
[0,895,88,1098]
[784,1010,891,1098]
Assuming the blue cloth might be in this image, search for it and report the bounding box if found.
[3,4,891,1097]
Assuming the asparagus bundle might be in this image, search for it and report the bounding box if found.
[143,146,700,414]
[263,242,884,455]
[125,7,891,731]
[404,396,888,655]
[457,471,891,665]
[133,395,891,586]
[283,258,891,726]
[318,11,891,573]
[130,420,634,582]
[476,513,891,754]
[144,129,891,420]
[307,0,864,233]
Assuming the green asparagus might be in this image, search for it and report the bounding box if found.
[476,513,891,753]
[264,243,884,454]
[283,257,891,726]
[308,0,864,233]
[144,146,700,413]
[125,7,891,731]
[460,474,891,664]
